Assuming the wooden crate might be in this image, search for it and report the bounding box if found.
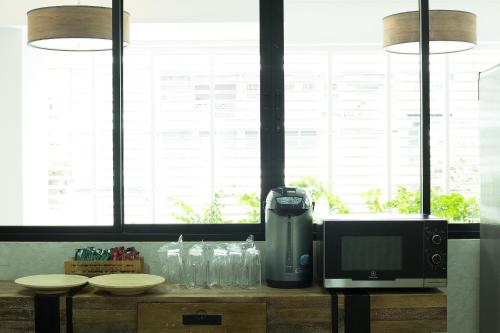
[64,257,144,277]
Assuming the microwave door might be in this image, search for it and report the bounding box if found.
[324,221,424,288]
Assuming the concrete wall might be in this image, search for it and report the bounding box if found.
[0,239,480,333]
[446,239,480,333]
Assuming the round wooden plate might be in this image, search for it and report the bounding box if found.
[88,273,165,296]
[14,274,89,294]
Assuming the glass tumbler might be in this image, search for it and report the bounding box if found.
[244,247,261,289]
[186,245,207,288]
[165,248,184,287]
[158,245,169,276]
[227,243,245,287]
[208,247,230,288]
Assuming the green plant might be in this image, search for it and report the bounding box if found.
[387,186,421,214]
[170,198,201,224]
[326,193,351,215]
[289,176,350,214]
[431,191,480,223]
[361,186,480,222]
[361,189,387,213]
[238,192,260,223]
[289,176,328,203]
[235,177,349,223]
[170,191,225,224]
[202,191,224,224]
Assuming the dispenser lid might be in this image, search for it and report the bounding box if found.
[266,187,312,213]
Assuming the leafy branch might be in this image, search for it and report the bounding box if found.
[170,191,225,224]
[361,186,480,222]
[238,192,260,223]
[289,176,350,214]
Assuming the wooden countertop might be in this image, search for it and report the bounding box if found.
[0,280,447,305]
[0,280,330,300]
[73,282,330,300]
[0,280,445,299]
[0,280,445,304]
[0,281,35,298]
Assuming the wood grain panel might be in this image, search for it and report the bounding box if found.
[0,292,69,333]
[371,292,446,333]
[267,295,331,333]
[370,292,447,309]
[337,291,446,333]
[0,298,34,333]
[371,320,447,333]
[371,307,447,321]
[72,297,137,333]
[138,303,266,333]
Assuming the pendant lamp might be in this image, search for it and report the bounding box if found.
[27,6,130,51]
[383,10,476,54]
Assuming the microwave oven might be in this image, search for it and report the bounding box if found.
[322,215,447,288]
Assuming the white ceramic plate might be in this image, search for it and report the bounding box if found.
[88,273,165,296]
[14,274,89,294]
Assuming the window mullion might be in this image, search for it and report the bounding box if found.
[260,0,285,225]
[112,0,125,230]
[419,0,431,215]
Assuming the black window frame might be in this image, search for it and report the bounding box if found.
[0,0,478,241]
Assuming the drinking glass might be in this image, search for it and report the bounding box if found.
[165,248,184,286]
[158,245,169,275]
[208,246,230,288]
[186,245,207,288]
[158,243,184,287]
[244,246,261,289]
[227,243,245,287]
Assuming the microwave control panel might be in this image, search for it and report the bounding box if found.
[423,219,448,279]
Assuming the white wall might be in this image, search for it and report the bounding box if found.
[0,27,23,226]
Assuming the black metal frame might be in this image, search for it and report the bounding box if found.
[448,223,479,239]
[418,0,479,239]
[0,0,478,241]
[260,0,285,227]
[419,0,431,216]
[112,0,125,234]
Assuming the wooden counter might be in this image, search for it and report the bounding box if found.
[0,282,35,332]
[0,281,69,333]
[72,283,331,333]
[0,281,447,333]
[336,290,447,333]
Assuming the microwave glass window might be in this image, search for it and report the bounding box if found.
[341,236,402,271]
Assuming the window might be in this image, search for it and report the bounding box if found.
[283,46,499,222]
[1,0,265,240]
[123,19,260,225]
[283,0,498,230]
[2,0,493,240]
[284,0,421,218]
[0,1,113,227]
